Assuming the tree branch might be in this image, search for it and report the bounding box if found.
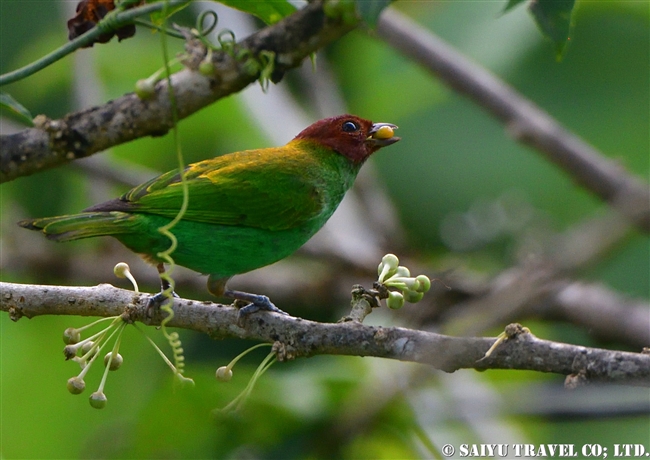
[2,281,649,386]
[0,1,356,183]
[377,9,650,232]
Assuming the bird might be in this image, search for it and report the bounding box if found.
[19,114,400,317]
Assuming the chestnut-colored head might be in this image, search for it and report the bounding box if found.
[294,114,400,164]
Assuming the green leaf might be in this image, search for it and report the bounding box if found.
[216,0,296,25]
[529,0,576,59]
[503,0,527,13]
[355,0,392,28]
[0,92,34,126]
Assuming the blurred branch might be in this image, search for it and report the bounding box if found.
[2,281,649,386]
[438,211,650,345]
[548,281,650,347]
[0,0,356,183]
[73,155,158,188]
[377,9,650,232]
[441,270,650,348]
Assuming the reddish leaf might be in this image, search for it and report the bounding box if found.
[67,0,140,47]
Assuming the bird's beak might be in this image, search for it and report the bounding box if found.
[367,123,401,148]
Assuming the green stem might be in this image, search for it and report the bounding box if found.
[133,323,180,374]
[224,343,273,372]
[235,353,276,411]
[0,0,190,87]
[75,315,119,334]
[77,318,124,380]
[153,0,191,380]
[133,18,186,39]
[411,423,444,460]
[221,352,277,413]
[97,321,127,393]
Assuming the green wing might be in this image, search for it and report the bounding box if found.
[121,146,326,231]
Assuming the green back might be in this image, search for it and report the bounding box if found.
[121,139,361,232]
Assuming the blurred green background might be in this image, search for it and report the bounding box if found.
[1,1,648,458]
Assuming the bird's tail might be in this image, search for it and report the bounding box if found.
[18,212,137,242]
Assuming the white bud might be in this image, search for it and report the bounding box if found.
[386,291,405,310]
[216,366,233,382]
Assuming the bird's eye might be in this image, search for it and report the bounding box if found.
[341,121,360,133]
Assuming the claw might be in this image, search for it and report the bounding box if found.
[148,263,180,312]
[146,290,180,316]
[224,289,288,322]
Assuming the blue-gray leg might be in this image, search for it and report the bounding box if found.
[224,289,288,319]
[207,274,287,320]
[147,263,180,310]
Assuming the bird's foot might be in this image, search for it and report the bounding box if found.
[225,289,288,323]
[146,290,180,317]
